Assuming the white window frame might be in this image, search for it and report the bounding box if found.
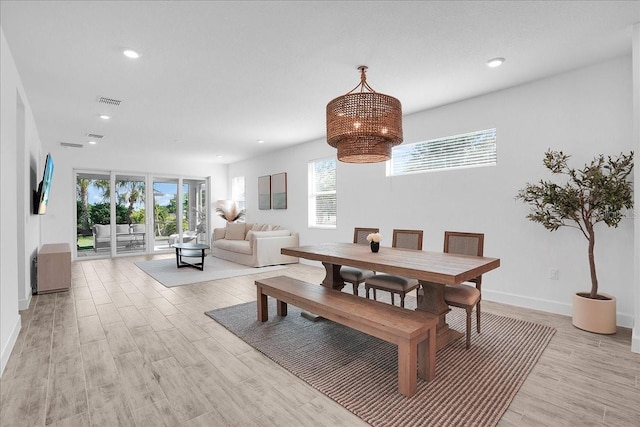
[387,128,497,176]
[231,176,245,210]
[308,157,337,229]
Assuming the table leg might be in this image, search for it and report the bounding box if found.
[321,262,345,291]
[175,248,180,268]
[257,285,268,322]
[299,262,344,322]
[416,280,463,351]
[276,300,288,317]
[397,338,417,397]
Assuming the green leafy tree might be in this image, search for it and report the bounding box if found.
[90,203,110,225]
[154,204,169,236]
[167,196,177,214]
[89,203,129,225]
[115,205,129,224]
[93,179,110,201]
[516,150,633,299]
[76,178,90,229]
[116,180,145,224]
[130,208,145,224]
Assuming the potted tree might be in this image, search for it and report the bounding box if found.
[516,149,633,334]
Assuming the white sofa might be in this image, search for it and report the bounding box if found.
[211,222,299,267]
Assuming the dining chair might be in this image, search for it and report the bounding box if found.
[443,231,484,349]
[340,227,379,296]
[364,229,423,308]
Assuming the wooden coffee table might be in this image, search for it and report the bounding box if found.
[171,243,210,271]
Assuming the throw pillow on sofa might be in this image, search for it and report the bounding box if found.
[245,224,274,240]
[225,222,246,240]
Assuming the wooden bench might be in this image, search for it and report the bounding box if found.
[255,275,438,397]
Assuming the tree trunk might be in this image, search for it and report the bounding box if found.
[81,188,89,227]
[586,224,598,298]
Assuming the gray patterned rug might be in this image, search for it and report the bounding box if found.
[206,296,555,427]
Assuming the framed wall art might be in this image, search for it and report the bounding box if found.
[258,175,271,210]
[271,172,287,209]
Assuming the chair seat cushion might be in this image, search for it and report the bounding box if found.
[365,274,418,292]
[340,267,375,282]
[444,284,480,306]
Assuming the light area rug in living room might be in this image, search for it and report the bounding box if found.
[206,297,556,427]
[135,257,287,287]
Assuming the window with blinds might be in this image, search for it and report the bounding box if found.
[388,128,497,176]
[308,157,337,228]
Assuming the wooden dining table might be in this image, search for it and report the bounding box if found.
[282,242,500,350]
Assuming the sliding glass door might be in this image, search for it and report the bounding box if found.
[115,174,146,255]
[76,172,111,257]
[153,178,179,251]
[75,171,209,258]
[152,177,209,251]
[183,178,208,244]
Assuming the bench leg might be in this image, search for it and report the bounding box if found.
[276,300,288,317]
[257,284,268,322]
[418,327,436,382]
[397,339,418,397]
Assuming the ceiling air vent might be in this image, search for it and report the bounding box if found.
[86,133,104,139]
[97,96,122,106]
[60,142,83,149]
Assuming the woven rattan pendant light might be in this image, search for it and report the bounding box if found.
[326,66,403,163]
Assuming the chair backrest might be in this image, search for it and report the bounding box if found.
[444,231,484,285]
[354,227,379,245]
[392,229,423,250]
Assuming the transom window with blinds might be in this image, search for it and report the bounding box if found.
[308,157,337,228]
[388,128,497,176]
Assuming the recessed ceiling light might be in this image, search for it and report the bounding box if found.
[257,139,265,144]
[99,114,111,120]
[123,49,140,59]
[486,57,505,68]
[88,140,97,145]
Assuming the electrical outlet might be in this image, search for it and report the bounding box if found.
[549,269,559,280]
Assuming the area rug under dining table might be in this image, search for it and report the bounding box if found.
[206,297,555,427]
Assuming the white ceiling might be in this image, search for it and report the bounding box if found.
[2,1,639,164]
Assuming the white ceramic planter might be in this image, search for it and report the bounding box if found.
[572,292,617,334]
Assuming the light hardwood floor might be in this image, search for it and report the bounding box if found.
[1,255,638,426]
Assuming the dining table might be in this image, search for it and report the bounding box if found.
[281,242,500,350]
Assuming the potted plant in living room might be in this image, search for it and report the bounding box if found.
[516,149,633,334]
[215,200,245,223]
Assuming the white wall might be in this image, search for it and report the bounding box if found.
[1,28,42,375]
[632,23,640,353]
[230,56,636,329]
[0,26,231,375]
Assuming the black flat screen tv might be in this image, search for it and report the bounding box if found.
[34,153,54,215]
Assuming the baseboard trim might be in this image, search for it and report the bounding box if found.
[482,289,634,329]
[18,293,31,311]
[0,314,21,376]
[632,326,640,354]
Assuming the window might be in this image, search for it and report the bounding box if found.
[388,128,497,176]
[308,158,337,228]
[231,176,245,210]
